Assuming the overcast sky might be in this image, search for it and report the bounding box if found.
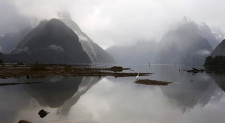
[0,0,225,49]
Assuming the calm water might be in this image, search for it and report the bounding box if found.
[1,65,225,123]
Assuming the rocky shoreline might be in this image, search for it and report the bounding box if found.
[0,64,151,79]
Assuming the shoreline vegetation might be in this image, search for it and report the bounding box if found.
[204,56,225,66]
[135,79,172,86]
[203,56,225,73]
[0,63,151,79]
[0,63,177,87]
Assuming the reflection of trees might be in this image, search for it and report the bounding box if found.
[160,74,222,112]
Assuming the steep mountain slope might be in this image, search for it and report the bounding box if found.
[198,24,220,49]
[211,39,225,57]
[0,27,32,53]
[2,19,91,64]
[157,21,213,65]
[58,11,115,64]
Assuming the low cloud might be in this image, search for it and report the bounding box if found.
[49,44,64,52]
[1,0,225,48]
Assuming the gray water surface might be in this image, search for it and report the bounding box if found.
[0,65,225,123]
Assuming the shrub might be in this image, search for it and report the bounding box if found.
[31,64,47,71]
[0,59,3,64]
[204,56,225,66]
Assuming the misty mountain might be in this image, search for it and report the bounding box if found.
[106,41,158,64]
[58,11,115,64]
[211,39,225,57]
[156,21,213,65]
[107,21,215,65]
[211,27,225,43]
[2,19,91,64]
[198,23,220,49]
[0,27,32,53]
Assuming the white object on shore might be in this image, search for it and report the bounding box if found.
[136,73,139,79]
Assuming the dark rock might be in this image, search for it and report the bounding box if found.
[38,109,49,118]
[18,120,32,123]
[186,68,204,73]
[26,75,29,79]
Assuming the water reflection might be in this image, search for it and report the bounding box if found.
[143,65,224,111]
[160,74,222,112]
[69,77,225,123]
[1,65,225,123]
[23,76,101,115]
[209,73,225,92]
[66,65,225,123]
[0,76,101,123]
[0,80,31,123]
[23,76,83,108]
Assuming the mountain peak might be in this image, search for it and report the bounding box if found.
[48,18,64,24]
[57,11,82,33]
[2,19,92,64]
[58,11,72,21]
[157,20,213,64]
[58,12,116,64]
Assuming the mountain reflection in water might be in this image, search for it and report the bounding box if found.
[0,76,101,123]
[22,76,101,115]
[160,74,222,112]
[0,65,225,123]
